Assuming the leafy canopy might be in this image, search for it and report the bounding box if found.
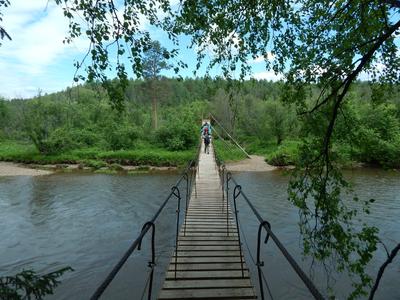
[1,0,400,298]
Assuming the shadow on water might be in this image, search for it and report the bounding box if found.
[0,169,399,299]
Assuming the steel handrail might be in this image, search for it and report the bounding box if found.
[90,147,200,300]
[224,171,324,300]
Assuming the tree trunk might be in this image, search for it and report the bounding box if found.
[150,79,158,130]
[152,94,158,130]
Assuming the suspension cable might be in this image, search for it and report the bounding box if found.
[223,170,324,300]
[209,113,251,158]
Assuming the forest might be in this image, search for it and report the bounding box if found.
[0,78,399,170]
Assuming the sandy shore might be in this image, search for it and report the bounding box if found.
[225,155,277,172]
[0,162,53,176]
[0,155,276,176]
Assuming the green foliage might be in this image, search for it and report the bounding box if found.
[142,41,171,79]
[155,122,197,151]
[213,139,247,162]
[3,0,399,297]
[0,141,39,161]
[104,123,139,151]
[82,159,107,169]
[39,127,79,155]
[266,140,300,166]
[355,104,400,168]
[0,267,73,300]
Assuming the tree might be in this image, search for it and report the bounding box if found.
[51,1,400,296]
[2,0,399,297]
[142,40,171,129]
[173,2,400,297]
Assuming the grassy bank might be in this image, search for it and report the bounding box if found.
[213,137,300,166]
[0,141,196,168]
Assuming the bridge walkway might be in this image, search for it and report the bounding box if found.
[158,139,257,299]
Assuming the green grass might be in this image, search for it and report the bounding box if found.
[0,140,196,167]
[213,139,247,163]
[213,136,301,167]
[0,141,39,161]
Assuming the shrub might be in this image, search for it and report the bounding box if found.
[155,122,197,151]
[266,140,300,166]
[39,128,78,154]
[104,124,139,150]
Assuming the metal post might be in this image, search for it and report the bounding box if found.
[137,221,156,300]
[221,166,225,202]
[184,173,189,236]
[233,185,245,278]
[257,221,271,300]
[193,160,198,199]
[172,186,181,280]
[226,172,231,236]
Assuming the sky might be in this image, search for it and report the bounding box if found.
[0,0,280,99]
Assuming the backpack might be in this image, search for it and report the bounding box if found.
[204,135,210,144]
[203,127,209,135]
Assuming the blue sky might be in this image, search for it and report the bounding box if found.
[0,1,279,99]
[2,1,397,99]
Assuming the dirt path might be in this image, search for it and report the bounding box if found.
[225,155,277,172]
[0,162,53,176]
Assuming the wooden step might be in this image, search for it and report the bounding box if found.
[158,135,256,300]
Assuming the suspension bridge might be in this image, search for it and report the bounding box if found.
[90,118,324,300]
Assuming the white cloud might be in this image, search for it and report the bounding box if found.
[250,52,275,63]
[358,62,386,81]
[0,1,89,98]
[251,70,283,81]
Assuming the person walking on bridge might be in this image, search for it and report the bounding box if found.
[200,121,212,137]
[201,122,212,154]
[204,133,210,154]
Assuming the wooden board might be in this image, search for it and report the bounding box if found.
[158,138,257,299]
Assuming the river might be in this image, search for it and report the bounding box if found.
[0,169,399,299]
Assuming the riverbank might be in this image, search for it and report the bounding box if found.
[0,161,180,176]
[225,155,278,172]
[0,162,53,176]
[0,141,195,169]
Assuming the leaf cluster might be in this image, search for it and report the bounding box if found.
[0,267,73,300]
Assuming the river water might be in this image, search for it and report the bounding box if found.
[0,169,399,299]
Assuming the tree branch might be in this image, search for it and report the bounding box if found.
[322,18,400,157]
[382,0,400,9]
[368,243,400,299]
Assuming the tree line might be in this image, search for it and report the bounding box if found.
[0,78,399,168]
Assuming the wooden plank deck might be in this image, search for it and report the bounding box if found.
[158,134,257,299]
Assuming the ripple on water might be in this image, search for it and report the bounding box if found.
[0,170,398,299]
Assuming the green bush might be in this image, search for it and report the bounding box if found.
[71,128,102,147]
[104,124,139,150]
[266,140,300,166]
[355,128,400,168]
[82,159,107,169]
[155,122,197,151]
[353,104,400,168]
[40,128,78,154]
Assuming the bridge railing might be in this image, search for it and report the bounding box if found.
[216,162,324,300]
[90,140,202,300]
